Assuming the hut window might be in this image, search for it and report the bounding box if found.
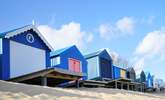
[69,58,81,72]
[51,57,60,66]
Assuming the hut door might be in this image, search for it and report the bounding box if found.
[69,58,81,72]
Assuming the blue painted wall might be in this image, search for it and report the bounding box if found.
[113,66,127,79]
[0,30,51,80]
[113,66,120,79]
[1,38,10,80]
[0,38,2,54]
[51,46,88,80]
[10,30,50,51]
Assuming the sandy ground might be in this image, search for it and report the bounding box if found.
[0,80,164,100]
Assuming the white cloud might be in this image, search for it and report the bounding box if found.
[99,17,135,40]
[133,28,165,73]
[133,58,144,74]
[99,24,117,40]
[135,28,165,57]
[86,33,94,43]
[38,22,93,50]
[116,17,135,33]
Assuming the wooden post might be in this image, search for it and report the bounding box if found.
[141,85,143,92]
[75,80,79,88]
[41,76,47,86]
[115,81,117,89]
[121,82,123,89]
[127,83,129,90]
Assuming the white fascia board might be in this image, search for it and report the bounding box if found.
[5,25,54,51]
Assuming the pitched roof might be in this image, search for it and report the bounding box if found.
[84,49,105,59]
[145,72,151,77]
[0,25,53,51]
[50,45,75,57]
[126,67,135,72]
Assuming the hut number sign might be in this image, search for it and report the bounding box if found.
[26,33,34,43]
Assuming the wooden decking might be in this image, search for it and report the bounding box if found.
[107,78,146,92]
[8,67,85,87]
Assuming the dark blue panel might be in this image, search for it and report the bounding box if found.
[99,50,112,61]
[10,30,50,51]
[99,57,112,78]
[1,38,10,80]
[140,71,146,82]
[46,51,50,68]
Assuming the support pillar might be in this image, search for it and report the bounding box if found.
[115,81,117,89]
[121,82,123,89]
[140,85,143,92]
[75,80,79,88]
[127,83,130,90]
[41,76,47,86]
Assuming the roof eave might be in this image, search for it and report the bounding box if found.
[3,25,54,51]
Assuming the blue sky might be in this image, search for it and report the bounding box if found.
[0,0,165,80]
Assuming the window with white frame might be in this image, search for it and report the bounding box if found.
[51,56,60,66]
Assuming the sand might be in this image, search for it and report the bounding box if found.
[0,80,164,100]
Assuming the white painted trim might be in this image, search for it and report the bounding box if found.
[5,25,54,51]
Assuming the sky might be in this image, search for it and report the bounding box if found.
[0,0,165,80]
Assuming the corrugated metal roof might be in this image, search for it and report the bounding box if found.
[50,45,75,57]
[0,25,53,51]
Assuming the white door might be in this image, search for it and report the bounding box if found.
[10,40,46,78]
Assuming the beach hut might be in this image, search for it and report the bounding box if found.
[113,66,127,79]
[49,45,87,80]
[108,66,132,90]
[136,70,146,83]
[0,25,53,80]
[126,67,136,82]
[145,72,153,88]
[85,49,112,80]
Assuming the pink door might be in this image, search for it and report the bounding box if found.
[69,58,81,72]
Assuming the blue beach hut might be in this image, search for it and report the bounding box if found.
[145,72,154,88]
[50,45,88,80]
[0,25,53,80]
[85,49,112,80]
